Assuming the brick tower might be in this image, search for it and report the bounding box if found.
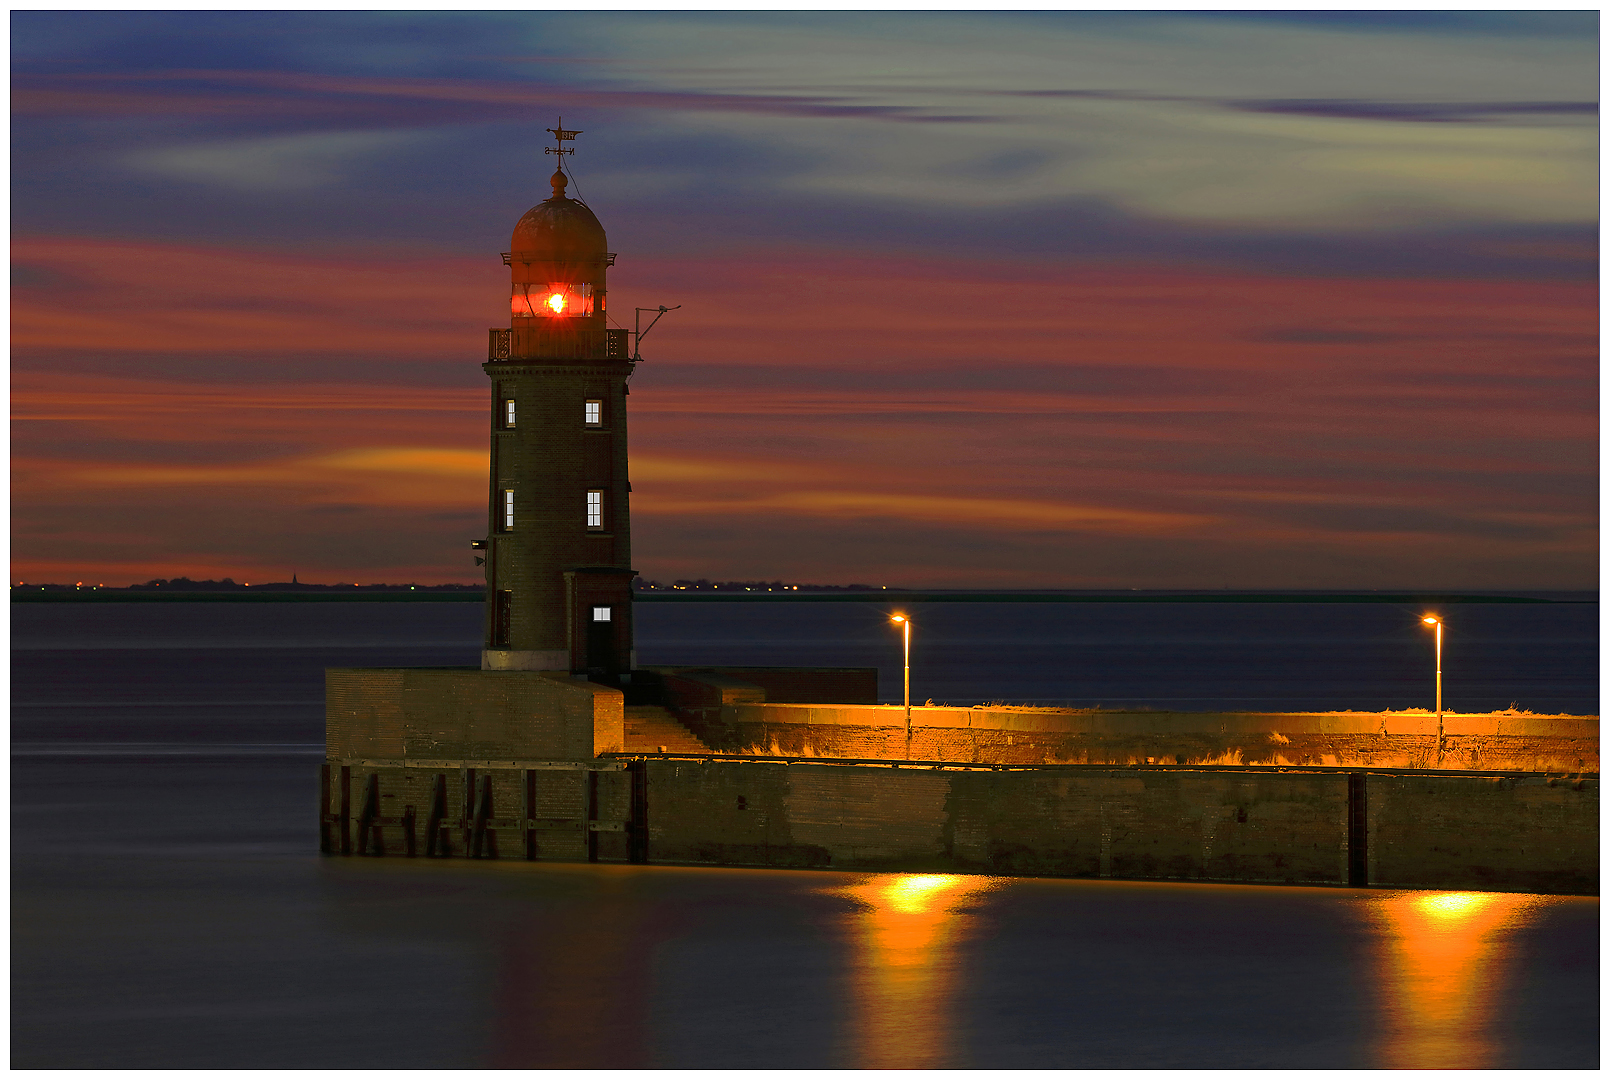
[481,125,634,679]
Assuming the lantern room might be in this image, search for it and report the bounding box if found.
[494,168,622,361]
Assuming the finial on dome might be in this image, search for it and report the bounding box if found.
[544,117,582,200]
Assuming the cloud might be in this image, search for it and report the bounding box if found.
[9,241,1596,588]
[636,489,1209,534]
[17,445,485,510]
[14,69,991,126]
[1223,98,1597,123]
[125,129,434,192]
[11,236,502,355]
[630,455,824,483]
[748,96,1596,230]
[17,10,1597,236]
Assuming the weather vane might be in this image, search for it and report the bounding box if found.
[545,117,581,157]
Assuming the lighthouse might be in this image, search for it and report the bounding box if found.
[481,122,635,680]
[322,124,876,867]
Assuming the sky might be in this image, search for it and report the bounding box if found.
[11,10,1599,589]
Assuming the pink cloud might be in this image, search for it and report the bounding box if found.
[11,237,1596,586]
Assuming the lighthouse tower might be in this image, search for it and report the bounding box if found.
[481,123,634,679]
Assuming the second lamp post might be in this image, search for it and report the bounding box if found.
[1422,614,1444,765]
[891,614,912,747]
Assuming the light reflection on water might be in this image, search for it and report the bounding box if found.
[825,875,1563,1071]
[834,872,1000,1069]
[1368,890,1544,1069]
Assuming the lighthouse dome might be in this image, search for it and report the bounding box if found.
[510,170,607,259]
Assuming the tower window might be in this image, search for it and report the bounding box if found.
[591,606,612,622]
[500,489,515,531]
[586,490,603,529]
[584,400,603,426]
[502,399,516,429]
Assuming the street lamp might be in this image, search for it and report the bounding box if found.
[1422,615,1444,766]
[891,614,911,748]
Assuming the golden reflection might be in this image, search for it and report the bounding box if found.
[836,872,997,1069]
[1370,890,1540,1069]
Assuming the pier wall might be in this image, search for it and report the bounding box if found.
[701,703,1598,773]
[637,762,1596,893]
[319,758,1598,894]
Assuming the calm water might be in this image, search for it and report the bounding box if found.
[11,601,1600,1068]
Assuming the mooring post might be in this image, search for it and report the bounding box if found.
[628,759,649,864]
[338,765,352,856]
[461,767,475,855]
[524,769,538,860]
[472,775,497,859]
[318,763,332,854]
[427,773,448,857]
[358,772,382,856]
[1347,772,1369,887]
[585,768,600,863]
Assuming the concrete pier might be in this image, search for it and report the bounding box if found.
[323,666,1598,894]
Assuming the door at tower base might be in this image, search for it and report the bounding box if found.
[480,568,636,676]
[566,568,636,679]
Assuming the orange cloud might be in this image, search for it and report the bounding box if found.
[635,489,1207,534]
[11,238,1596,586]
[16,446,485,509]
[13,237,502,355]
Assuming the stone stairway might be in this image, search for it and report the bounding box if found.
[623,706,712,754]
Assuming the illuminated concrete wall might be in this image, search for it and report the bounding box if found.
[710,703,1598,772]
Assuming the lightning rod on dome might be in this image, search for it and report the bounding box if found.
[538,118,680,360]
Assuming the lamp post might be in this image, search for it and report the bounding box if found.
[891,614,911,753]
[1422,615,1443,766]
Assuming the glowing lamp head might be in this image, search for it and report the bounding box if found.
[891,614,907,624]
[1422,615,1441,626]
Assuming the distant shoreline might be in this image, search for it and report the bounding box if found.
[10,589,1595,604]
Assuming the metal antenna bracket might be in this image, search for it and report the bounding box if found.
[632,306,682,361]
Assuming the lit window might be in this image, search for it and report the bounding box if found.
[591,605,612,622]
[502,399,516,428]
[502,489,515,531]
[584,400,602,426]
[586,490,603,529]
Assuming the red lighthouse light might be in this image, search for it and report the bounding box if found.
[512,281,594,319]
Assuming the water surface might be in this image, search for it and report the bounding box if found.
[10,602,1598,1067]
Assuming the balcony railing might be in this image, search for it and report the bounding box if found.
[488,327,631,362]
